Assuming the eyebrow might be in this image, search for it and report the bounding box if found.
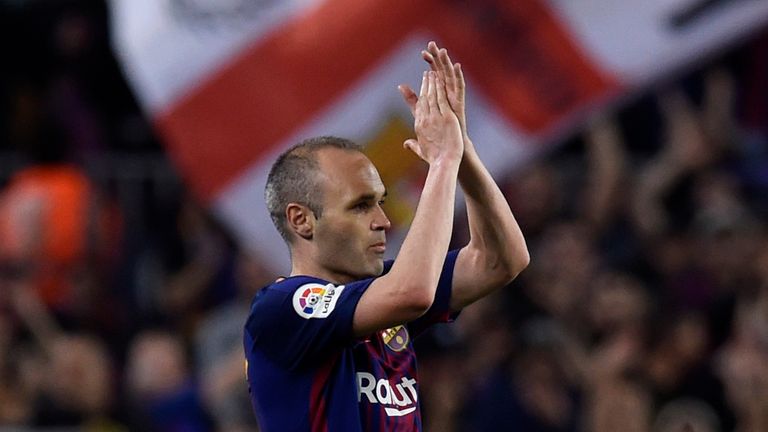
[352,189,388,203]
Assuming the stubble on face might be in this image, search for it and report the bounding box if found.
[312,148,388,282]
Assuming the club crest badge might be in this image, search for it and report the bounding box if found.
[381,325,409,352]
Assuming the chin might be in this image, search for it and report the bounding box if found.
[359,259,384,279]
[371,259,385,276]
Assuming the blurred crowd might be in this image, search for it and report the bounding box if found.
[1,1,768,432]
[419,59,768,432]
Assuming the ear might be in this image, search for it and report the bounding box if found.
[285,203,315,240]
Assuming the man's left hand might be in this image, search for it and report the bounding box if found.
[398,42,469,142]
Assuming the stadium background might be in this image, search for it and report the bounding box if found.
[1,0,767,431]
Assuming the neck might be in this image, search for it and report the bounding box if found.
[289,245,353,284]
[290,262,357,285]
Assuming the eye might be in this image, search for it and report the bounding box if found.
[378,199,386,206]
[353,202,371,211]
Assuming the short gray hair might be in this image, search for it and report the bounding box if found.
[265,136,362,243]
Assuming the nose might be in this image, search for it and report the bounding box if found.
[371,206,391,231]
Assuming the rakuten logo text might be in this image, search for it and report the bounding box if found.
[356,372,418,417]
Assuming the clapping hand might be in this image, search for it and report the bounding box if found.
[399,42,468,142]
[401,70,463,166]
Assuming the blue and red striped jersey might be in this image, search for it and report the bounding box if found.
[244,250,460,431]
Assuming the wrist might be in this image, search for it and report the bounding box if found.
[431,152,463,170]
[463,136,476,154]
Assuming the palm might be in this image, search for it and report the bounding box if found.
[406,71,463,165]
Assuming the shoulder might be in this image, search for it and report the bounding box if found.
[264,276,328,295]
[248,276,358,321]
[249,276,329,313]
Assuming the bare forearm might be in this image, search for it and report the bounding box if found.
[584,118,625,230]
[632,156,684,238]
[448,141,528,309]
[352,160,461,336]
[354,68,464,335]
[459,142,528,279]
[390,161,460,304]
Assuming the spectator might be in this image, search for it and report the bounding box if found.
[196,252,268,432]
[125,330,213,432]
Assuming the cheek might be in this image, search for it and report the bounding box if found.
[318,231,361,272]
[317,216,362,249]
[321,212,366,235]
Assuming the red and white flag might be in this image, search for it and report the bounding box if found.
[110,0,768,271]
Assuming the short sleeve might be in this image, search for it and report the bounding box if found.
[407,249,461,337]
[244,276,374,370]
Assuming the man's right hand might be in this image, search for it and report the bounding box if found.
[353,72,463,338]
[403,71,463,166]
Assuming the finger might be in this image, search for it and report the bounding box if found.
[435,73,450,114]
[455,63,465,95]
[418,71,429,115]
[403,139,422,159]
[437,48,455,92]
[427,41,440,58]
[436,48,450,77]
[432,48,445,76]
[429,44,444,79]
[418,71,428,100]
[427,71,437,113]
[421,50,439,72]
[440,48,454,69]
[398,84,418,116]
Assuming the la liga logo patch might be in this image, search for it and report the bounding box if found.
[292,283,345,319]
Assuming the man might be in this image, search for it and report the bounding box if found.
[244,42,529,431]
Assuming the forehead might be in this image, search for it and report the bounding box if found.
[315,147,385,200]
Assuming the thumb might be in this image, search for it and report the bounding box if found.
[404,139,424,158]
[398,84,418,115]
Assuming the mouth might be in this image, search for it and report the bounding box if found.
[370,242,386,253]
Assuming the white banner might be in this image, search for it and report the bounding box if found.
[110,0,768,271]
